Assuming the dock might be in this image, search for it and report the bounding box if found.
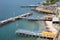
[31,6,55,14]
[20,5,39,8]
[26,18,52,21]
[0,13,32,26]
[27,15,52,21]
[16,29,53,39]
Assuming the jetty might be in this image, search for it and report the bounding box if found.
[27,17,52,21]
[27,15,52,21]
[53,21,60,24]
[0,13,32,26]
[31,6,55,14]
[27,18,52,21]
[20,5,39,8]
[16,29,53,40]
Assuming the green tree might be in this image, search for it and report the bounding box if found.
[43,0,60,5]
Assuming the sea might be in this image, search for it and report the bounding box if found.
[0,0,57,40]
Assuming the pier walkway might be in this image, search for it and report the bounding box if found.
[26,17,52,21]
[0,13,32,25]
[16,29,53,40]
[31,6,55,14]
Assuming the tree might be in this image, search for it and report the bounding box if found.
[43,0,60,5]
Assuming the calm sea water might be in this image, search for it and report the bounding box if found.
[0,0,47,40]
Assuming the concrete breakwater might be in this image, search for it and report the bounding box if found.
[0,13,32,26]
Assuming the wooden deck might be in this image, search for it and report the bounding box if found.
[31,7,55,14]
[16,29,53,39]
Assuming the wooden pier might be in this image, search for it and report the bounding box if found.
[20,5,39,8]
[0,13,32,26]
[16,29,53,40]
[27,18,52,21]
[27,15,52,21]
[31,6,55,14]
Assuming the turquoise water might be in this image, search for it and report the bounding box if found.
[0,0,48,40]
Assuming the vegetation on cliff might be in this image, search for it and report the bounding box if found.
[43,0,60,5]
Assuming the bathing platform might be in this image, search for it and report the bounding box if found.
[0,13,32,25]
[26,15,52,21]
[20,5,39,8]
[16,29,53,40]
[26,18,52,21]
[31,7,55,14]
